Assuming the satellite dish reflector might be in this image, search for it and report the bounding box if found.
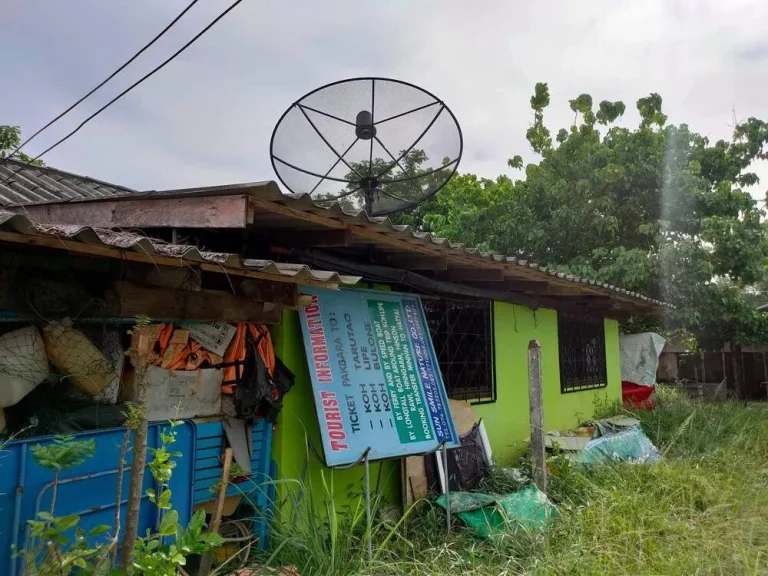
[270,77,463,216]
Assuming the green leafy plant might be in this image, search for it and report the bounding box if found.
[21,423,222,575]
[21,437,112,576]
[134,421,224,574]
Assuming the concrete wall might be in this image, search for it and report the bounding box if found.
[270,298,622,515]
[474,303,621,464]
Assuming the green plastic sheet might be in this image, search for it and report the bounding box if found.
[436,485,556,539]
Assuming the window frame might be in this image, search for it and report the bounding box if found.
[420,296,497,405]
[557,311,608,394]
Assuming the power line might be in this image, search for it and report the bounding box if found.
[7,0,247,176]
[4,0,202,162]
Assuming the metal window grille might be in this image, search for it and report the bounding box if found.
[421,297,496,403]
[558,312,607,393]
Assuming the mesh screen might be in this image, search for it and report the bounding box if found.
[271,78,462,216]
[421,298,495,403]
[558,312,608,393]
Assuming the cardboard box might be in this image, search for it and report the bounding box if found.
[145,365,222,421]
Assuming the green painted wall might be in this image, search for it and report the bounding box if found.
[270,299,622,515]
[475,304,621,465]
[271,310,400,520]
[545,317,622,432]
[472,304,558,463]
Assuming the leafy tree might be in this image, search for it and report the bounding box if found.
[0,125,44,166]
[391,83,768,353]
[318,149,454,216]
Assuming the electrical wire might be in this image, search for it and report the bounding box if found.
[15,0,247,168]
[2,0,202,163]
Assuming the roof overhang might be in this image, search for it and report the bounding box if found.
[0,209,359,289]
[7,182,669,317]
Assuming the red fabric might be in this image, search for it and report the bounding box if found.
[622,381,656,410]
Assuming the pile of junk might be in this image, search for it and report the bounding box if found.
[407,405,662,540]
[0,320,293,438]
[401,332,667,541]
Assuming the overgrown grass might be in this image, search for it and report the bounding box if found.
[252,389,768,575]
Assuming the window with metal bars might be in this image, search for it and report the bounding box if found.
[421,297,495,403]
[558,312,607,393]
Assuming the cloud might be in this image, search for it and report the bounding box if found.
[1,0,766,199]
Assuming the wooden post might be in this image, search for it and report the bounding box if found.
[528,340,547,494]
[198,448,233,576]
[731,343,745,399]
[120,331,151,567]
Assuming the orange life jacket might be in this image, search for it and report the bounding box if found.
[221,323,274,394]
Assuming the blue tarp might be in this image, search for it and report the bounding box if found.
[581,425,660,465]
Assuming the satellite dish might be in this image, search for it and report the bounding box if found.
[270,77,463,216]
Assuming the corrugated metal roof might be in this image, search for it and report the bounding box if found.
[0,158,135,206]
[0,209,359,286]
[249,186,669,308]
[0,160,666,307]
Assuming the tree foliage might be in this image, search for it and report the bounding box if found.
[0,125,44,166]
[390,84,768,346]
[316,149,455,216]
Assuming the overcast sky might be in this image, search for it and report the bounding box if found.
[2,0,767,198]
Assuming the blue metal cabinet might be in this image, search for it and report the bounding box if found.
[0,418,275,576]
[192,419,274,546]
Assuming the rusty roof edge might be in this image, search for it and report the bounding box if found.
[0,209,359,286]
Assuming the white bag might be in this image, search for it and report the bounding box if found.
[619,332,666,387]
[0,326,49,407]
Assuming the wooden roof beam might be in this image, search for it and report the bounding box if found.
[441,267,505,282]
[0,230,337,287]
[262,228,352,248]
[376,252,449,271]
[503,279,552,292]
[15,194,250,229]
[107,281,283,323]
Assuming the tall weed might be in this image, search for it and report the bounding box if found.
[253,390,768,575]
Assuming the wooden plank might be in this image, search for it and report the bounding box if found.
[549,295,614,304]
[250,198,348,229]
[0,230,338,287]
[17,194,250,229]
[379,253,448,271]
[107,281,283,323]
[442,267,504,282]
[503,280,552,292]
[465,279,551,292]
[543,284,589,296]
[263,228,352,248]
[238,279,300,307]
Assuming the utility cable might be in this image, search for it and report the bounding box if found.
[8,0,247,171]
[3,0,202,162]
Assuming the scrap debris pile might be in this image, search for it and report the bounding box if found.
[0,320,293,438]
[419,401,660,539]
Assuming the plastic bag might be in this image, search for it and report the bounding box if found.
[436,485,556,539]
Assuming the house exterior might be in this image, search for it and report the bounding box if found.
[0,206,360,575]
[0,159,665,512]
